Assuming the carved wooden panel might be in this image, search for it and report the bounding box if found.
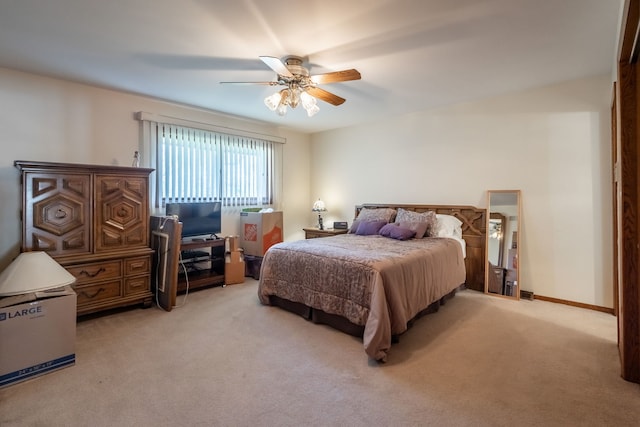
[95,175,149,253]
[23,172,91,256]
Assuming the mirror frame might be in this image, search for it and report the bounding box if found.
[485,190,521,300]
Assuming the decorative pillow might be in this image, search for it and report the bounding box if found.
[397,221,429,239]
[434,214,463,238]
[379,223,416,240]
[395,209,437,237]
[355,207,397,224]
[355,220,387,236]
[348,219,361,234]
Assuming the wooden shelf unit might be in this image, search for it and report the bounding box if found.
[177,238,225,292]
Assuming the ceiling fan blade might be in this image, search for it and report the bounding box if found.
[259,56,294,77]
[306,87,346,106]
[310,69,361,84]
[219,81,277,85]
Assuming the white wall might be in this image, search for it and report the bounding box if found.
[0,67,311,270]
[311,75,613,308]
[0,67,613,307]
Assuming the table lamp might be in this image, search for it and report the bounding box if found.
[0,251,76,296]
[312,198,327,230]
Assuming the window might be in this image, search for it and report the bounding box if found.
[137,112,283,210]
[154,123,276,208]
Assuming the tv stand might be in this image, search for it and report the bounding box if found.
[178,238,225,292]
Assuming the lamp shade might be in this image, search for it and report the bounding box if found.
[312,199,327,212]
[0,252,76,297]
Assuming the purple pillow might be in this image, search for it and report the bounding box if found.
[379,223,416,240]
[355,220,387,236]
[397,221,429,239]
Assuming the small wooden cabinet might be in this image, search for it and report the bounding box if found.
[303,228,349,239]
[15,160,154,316]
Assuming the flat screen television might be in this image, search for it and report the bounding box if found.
[165,202,222,239]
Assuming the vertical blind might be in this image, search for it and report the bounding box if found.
[156,123,275,207]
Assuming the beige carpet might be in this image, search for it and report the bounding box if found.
[1,280,639,427]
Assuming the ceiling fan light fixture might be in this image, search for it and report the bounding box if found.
[265,86,320,117]
[276,89,290,116]
[226,55,361,118]
[300,91,315,108]
[289,87,301,108]
[304,103,320,117]
[264,92,281,111]
[300,91,319,117]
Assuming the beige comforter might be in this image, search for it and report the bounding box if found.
[258,234,466,361]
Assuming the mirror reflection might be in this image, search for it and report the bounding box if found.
[485,190,520,299]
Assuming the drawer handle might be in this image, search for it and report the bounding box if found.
[117,207,127,217]
[55,209,67,219]
[80,287,105,299]
[79,267,106,278]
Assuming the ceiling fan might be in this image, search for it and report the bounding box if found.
[220,56,361,117]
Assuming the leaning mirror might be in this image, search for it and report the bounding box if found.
[485,190,521,299]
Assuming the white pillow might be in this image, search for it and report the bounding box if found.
[435,214,463,238]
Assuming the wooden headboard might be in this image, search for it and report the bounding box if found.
[355,203,486,292]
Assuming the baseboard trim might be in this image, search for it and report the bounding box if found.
[534,294,615,315]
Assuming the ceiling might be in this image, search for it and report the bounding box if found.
[0,0,623,134]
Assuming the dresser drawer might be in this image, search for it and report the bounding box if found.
[125,275,150,295]
[66,260,122,285]
[74,280,122,305]
[124,256,150,277]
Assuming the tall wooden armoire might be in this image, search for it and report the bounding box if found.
[15,160,154,316]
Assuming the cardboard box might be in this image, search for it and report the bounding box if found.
[227,250,243,264]
[240,211,283,257]
[0,286,76,388]
[226,235,240,252]
[225,250,245,285]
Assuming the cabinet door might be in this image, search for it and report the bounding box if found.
[95,174,149,252]
[22,172,91,256]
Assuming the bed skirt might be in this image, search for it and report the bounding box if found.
[267,286,461,345]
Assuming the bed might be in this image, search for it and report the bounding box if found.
[257,203,486,361]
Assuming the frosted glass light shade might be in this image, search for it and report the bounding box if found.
[301,92,319,117]
[312,199,327,212]
[264,92,281,111]
[0,252,76,296]
[300,91,315,109]
[265,88,319,117]
[304,103,320,117]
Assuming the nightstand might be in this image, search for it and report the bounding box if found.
[303,228,349,239]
